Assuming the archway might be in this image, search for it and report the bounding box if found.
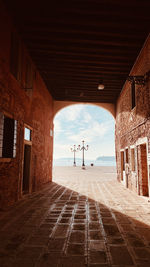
[53,103,116,171]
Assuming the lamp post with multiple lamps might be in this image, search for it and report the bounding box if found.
[78,140,89,169]
[70,145,78,167]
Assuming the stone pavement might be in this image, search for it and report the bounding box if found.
[0,166,150,267]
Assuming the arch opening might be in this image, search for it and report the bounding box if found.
[53,103,116,172]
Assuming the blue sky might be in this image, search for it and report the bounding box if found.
[53,104,115,160]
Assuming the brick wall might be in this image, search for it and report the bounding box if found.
[0,2,54,208]
[115,34,150,195]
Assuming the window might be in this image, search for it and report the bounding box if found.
[0,113,17,158]
[131,81,136,109]
[24,127,32,141]
[131,148,135,171]
[10,32,22,81]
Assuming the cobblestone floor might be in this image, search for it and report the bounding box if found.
[0,166,150,267]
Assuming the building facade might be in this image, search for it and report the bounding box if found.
[115,36,150,196]
[0,2,54,208]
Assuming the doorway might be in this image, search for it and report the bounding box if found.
[22,144,31,193]
[137,143,149,196]
[22,125,32,194]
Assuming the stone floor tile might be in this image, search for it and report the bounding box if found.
[74,219,86,223]
[109,245,134,265]
[16,246,44,259]
[69,231,85,243]
[59,218,71,224]
[133,247,150,259]
[120,224,135,232]
[36,252,61,267]
[48,238,66,251]
[44,218,58,223]
[103,224,121,237]
[136,259,150,267]
[53,225,69,238]
[101,218,116,224]
[89,222,100,230]
[88,241,105,251]
[61,213,73,218]
[88,265,110,267]
[106,236,125,245]
[100,212,112,218]
[89,231,103,240]
[12,258,37,267]
[4,242,21,255]
[39,223,54,229]
[0,255,14,267]
[73,224,86,231]
[76,210,86,215]
[59,256,86,267]
[67,243,85,255]
[128,238,145,247]
[26,235,49,246]
[89,251,107,264]
[74,214,86,219]
[89,214,99,221]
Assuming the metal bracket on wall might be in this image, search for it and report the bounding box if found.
[127,70,150,85]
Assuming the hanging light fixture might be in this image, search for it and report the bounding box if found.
[98,84,105,90]
[98,79,105,90]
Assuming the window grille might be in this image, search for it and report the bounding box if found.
[0,113,17,158]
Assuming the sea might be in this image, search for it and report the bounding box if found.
[53,158,116,167]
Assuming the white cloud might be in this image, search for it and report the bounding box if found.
[56,104,84,122]
[54,120,61,132]
[82,111,92,123]
[53,104,115,159]
[53,120,65,138]
[68,121,110,144]
[53,143,73,159]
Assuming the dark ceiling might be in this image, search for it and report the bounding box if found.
[5,0,150,104]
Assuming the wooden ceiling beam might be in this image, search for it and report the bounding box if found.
[23,35,142,48]
[41,69,127,77]
[54,96,117,103]
[28,46,138,59]
[30,51,135,63]
[40,65,128,73]
[45,74,126,80]
[20,26,146,40]
[54,88,120,93]
[22,32,144,46]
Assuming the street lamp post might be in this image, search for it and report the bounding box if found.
[70,145,78,167]
[78,140,89,169]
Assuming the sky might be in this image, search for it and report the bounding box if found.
[53,104,115,160]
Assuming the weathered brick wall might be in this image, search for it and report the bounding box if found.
[115,34,150,194]
[0,2,54,208]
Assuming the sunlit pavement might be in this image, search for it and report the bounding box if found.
[0,166,150,267]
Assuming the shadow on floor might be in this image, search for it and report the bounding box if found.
[0,180,150,267]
